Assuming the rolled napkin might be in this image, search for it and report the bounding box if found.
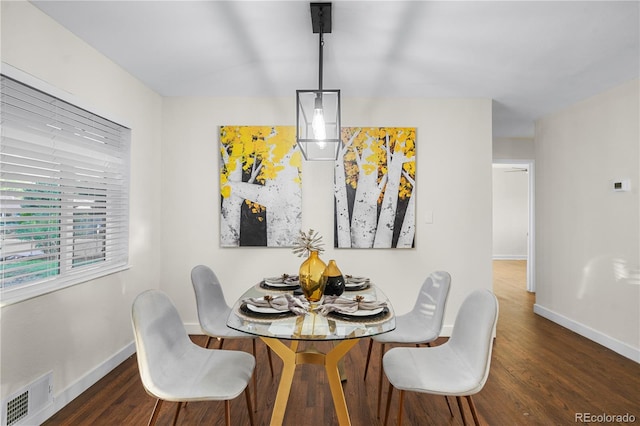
[264,274,300,286]
[243,293,309,315]
[314,295,387,316]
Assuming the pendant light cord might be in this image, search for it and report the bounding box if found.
[318,11,324,92]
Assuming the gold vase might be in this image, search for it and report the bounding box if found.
[299,250,327,303]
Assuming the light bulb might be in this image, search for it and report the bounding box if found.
[312,107,327,147]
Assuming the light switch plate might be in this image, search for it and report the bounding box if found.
[425,210,434,224]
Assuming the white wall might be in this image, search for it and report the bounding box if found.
[492,165,528,259]
[534,79,640,362]
[493,137,534,160]
[0,0,163,419]
[160,97,494,332]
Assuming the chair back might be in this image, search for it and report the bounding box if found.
[448,289,499,394]
[411,270,451,336]
[131,289,192,396]
[191,264,231,329]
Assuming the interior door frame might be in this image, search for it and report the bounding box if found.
[492,159,535,292]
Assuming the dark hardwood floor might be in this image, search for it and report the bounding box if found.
[44,260,640,425]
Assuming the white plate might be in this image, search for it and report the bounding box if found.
[246,303,289,314]
[334,294,375,302]
[346,276,369,284]
[345,282,369,288]
[264,280,299,287]
[341,307,384,317]
[264,276,299,286]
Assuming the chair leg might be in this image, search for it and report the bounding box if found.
[172,402,182,426]
[265,344,274,378]
[363,339,374,380]
[218,337,225,349]
[245,387,255,426]
[224,400,231,426]
[444,395,454,417]
[251,339,258,410]
[383,383,394,426]
[147,399,163,426]
[466,395,480,426]
[204,336,213,349]
[376,343,386,418]
[456,396,468,425]
[396,389,405,426]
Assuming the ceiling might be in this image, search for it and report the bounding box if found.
[30,1,639,138]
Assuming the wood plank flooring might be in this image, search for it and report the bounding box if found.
[44,260,640,425]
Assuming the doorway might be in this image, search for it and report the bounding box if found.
[492,160,535,292]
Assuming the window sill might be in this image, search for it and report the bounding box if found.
[0,264,131,307]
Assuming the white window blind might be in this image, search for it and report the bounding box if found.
[0,74,130,302]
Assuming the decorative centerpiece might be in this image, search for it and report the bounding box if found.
[293,229,327,304]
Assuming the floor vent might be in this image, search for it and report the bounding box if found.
[2,372,52,426]
[5,392,28,426]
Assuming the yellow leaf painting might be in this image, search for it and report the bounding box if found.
[219,126,302,247]
[336,127,416,249]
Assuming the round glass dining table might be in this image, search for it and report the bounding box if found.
[227,281,396,426]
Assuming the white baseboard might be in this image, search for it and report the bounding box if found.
[533,304,640,363]
[31,341,136,425]
[440,325,453,337]
[493,255,527,260]
[185,322,203,335]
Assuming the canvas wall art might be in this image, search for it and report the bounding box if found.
[334,127,416,248]
[219,125,302,247]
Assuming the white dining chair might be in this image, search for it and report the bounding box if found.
[131,289,255,426]
[191,264,273,408]
[382,289,499,425]
[363,270,451,417]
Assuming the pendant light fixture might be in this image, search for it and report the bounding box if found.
[296,2,341,160]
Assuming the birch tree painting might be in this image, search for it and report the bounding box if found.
[219,126,302,247]
[335,127,416,248]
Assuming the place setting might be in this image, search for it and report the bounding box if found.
[260,273,300,291]
[343,275,371,291]
[239,293,307,319]
[315,294,389,321]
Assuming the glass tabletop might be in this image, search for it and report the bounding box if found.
[227,282,396,341]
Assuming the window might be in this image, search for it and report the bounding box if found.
[0,73,130,305]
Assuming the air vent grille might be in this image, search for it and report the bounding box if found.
[2,372,52,426]
[6,392,28,426]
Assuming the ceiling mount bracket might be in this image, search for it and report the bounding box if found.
[311,2,332,34]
